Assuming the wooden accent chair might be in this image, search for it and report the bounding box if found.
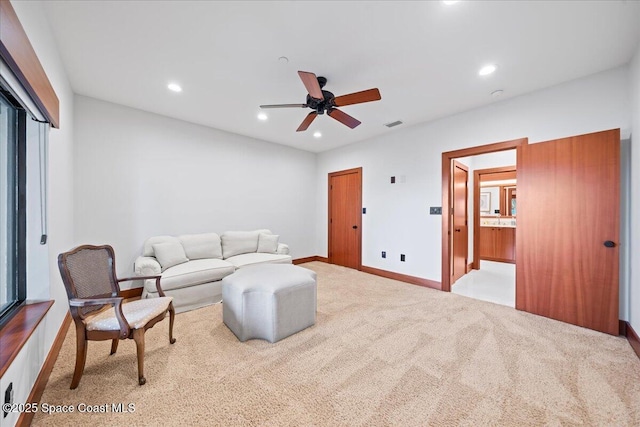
[58,244,176,389]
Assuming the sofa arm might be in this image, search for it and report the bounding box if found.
[276,243,289,255]
[134,256,161,276]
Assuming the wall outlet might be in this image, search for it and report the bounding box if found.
[381,251,386,258]
[362,207,366,214]
[400,254,406,262]
[430,207,442,215]
[390,176,396,184]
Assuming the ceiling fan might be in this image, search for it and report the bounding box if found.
[260,71,381,132]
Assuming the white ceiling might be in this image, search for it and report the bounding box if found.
[43,1,640,153]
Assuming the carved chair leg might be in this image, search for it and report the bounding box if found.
[168,304,176,344]
[133,329,146,385]
[71,326,88,389]
[110,339,119,355]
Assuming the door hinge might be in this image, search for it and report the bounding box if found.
[330,185,333,190]
[330,218,332,224]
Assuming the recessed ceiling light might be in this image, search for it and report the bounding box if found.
[257,112,268,121]
[313,131,322,138]
[167,83,182,92]
[478,64,497,76]
[278,56,289,64]
[491,89,504,98]
[442,1,460,5]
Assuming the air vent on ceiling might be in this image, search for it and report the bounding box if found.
[384,120,403,128]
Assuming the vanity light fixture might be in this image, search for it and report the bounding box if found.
[478,64,497,76]
[167,83,182,92]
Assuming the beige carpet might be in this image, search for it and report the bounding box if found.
[32,262,640,426]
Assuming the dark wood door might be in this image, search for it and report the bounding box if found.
[329,168,362,270]
[452,161,468,283]
[516,129,620,335]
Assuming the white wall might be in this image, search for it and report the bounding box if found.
[316,66,630,284]
[73,96,317,282]
[629,42,640,333]
[0,2,75,427]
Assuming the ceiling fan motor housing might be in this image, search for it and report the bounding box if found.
[306,89,335,114]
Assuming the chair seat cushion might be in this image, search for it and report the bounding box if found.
[86,297,173,331]
[148,259,235,292]
[225,252,292,269]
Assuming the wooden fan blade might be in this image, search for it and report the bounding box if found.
[298,71,324,100]
[260,104,308,109]
[332,88,381,107]
[297,112,318,132]
[327,109,361,129]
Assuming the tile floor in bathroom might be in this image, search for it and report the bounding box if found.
[451,260,515,307]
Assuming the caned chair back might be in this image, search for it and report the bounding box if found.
[58,245,119,316]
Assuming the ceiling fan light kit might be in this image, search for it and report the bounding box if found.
[259,70,381,132]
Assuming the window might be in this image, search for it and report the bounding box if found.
[0,84,26,324]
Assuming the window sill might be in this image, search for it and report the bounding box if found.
[0,300,54,378]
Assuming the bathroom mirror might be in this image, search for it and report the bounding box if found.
[504,186,516,216]
[479,184,516,216]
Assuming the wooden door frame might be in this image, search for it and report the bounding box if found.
[328,167,363,270]
[441,138,527,292]
[451,160,469,283]
[473,165,516,270]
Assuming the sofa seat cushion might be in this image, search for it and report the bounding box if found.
[149,259,235,292]
[225,252,292,269]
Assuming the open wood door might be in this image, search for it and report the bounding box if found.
[516,129,620,335]
[452,161,468,283]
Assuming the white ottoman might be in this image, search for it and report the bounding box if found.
[222,264,317,343]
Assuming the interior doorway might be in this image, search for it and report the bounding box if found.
[328,167,362,270]
[473,166,516,269]
[442,130,620,335]
[441,138,527,293]
[450,160,517,307]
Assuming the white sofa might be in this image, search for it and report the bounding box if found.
[134,229,291,313]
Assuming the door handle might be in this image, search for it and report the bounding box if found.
[604,240,616,248]
[455,229,461,232]
[352,225,358,229]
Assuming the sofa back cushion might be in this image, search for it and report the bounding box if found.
[143,235,181,257]
[179,233,223,260]
[221,229,271,259]
[257,233,279,253]
[153,242,189,271]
